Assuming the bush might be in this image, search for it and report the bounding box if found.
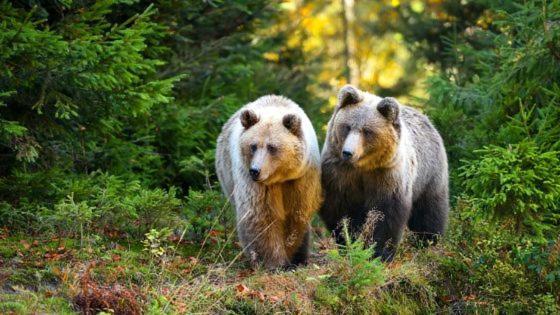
[37,172,184,238]
[434,205,560,312]
[315,222,385,312]
[0,0,178,177]
[460,141,560,239]
[183,189,233,241]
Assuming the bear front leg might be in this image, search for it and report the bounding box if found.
[239,219,289,270]
[320,189,352,246]
[368,193,411,262]
[289,228,310,266]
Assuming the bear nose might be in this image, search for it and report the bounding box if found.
[342,150,353,160]
[249,167,260,180]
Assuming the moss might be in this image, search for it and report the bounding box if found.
[0,294,76,314]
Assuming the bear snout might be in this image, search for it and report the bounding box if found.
[341,131,362,162]
[249,167,261,181]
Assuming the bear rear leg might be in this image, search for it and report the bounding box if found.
[408,186,448,246]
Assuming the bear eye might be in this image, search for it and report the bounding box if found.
[250,144,257,153]
[363,128,375,137]
[267,144,278,155]
[341,124,351,133]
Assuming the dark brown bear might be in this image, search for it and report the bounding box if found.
[320,85,449,261]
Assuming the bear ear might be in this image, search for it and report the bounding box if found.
[283,114,302,137]
[338,85,362,108]
[377,97,400,124]
[240,109,259,129]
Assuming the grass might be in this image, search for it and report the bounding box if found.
[0,208,558,314]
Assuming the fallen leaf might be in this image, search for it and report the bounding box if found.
[442,295,455,303]
[20,240,31,250]
[252,291,265,302]
[235,284,249,294]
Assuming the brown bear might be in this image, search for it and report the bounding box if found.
[215,95,322,269]
[320,85,449,261]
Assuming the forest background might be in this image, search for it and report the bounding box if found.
[1,0,559,313]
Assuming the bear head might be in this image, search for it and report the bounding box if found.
[238,108,305,185]
[330,85,401,169]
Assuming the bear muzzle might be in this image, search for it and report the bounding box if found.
[249,167,261,181]
[341,132,363,163]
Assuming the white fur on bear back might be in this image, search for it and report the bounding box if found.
[227,95,320,216]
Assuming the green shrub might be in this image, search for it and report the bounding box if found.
[38,172,184,237]
[515,237,560,288]
[414,3,560,309]
[315,222,385,312]
[460,141,560,239]
[183,189,233,241]
[0,0,178,176]
[50,194,98,247]
[434,206,560,313]
[142,228,174,261]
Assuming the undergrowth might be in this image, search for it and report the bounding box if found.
[1,189,557,314]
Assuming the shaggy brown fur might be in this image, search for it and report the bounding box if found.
[216,95,322,269]
[320,85,449,261]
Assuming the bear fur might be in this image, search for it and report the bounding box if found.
[216,95,322,269]
[320,85,449,261]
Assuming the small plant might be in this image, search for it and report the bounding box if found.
[124,186,183,237]
[315,221,385,311]
[515,236,560,287]
[50,194,98,248]
[142,228,174,262]
[183,189,233,241]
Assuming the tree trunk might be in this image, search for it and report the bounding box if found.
[341,0,359,86]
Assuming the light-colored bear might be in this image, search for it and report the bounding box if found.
[216,95,322,269]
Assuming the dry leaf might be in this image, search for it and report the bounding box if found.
[235,283,249,294]
[268,295,281,303]
[20,240,31,250]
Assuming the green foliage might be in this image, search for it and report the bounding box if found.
[184,189,233,241]
[398,1,560,310]
[433,207,560,312]
[50,194,98,247]
[142,228,174,260]
[0,171,183,237]
[423,0,560,161]
[0,0,321,235]
[515,237,560,287]
[394,0,497,72]
[460,141,560,239]
[0,0,179,177]
[315,222,385,311]
[49,172,183,237]
[415,0,560,237]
